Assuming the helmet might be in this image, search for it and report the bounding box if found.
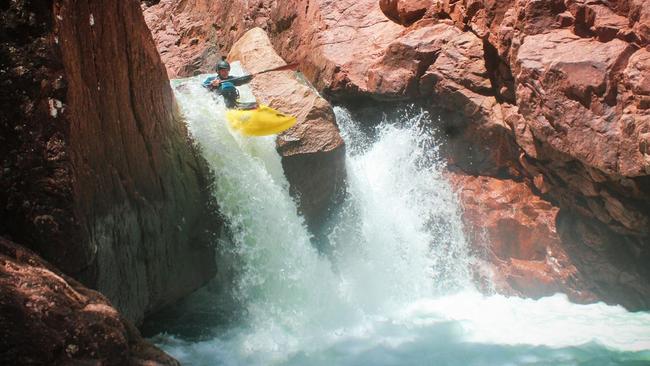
[216,56,230,71]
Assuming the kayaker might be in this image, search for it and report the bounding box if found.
[202,56,253,108]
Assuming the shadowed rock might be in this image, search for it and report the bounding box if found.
[0,237,179,365]
[1,0,218,324]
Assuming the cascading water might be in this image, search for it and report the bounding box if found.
[149,75,650,365]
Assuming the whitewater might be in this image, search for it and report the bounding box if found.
[149,73,650,365]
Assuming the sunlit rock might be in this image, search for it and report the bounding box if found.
[229,28,346,230]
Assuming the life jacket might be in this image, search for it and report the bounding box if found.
[219,81,238,99]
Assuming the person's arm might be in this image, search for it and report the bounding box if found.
[202,76,220,90]
[230,74,253,86]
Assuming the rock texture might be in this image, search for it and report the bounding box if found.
[143,0,405,97]
[429,0,650,308]
[1,0,217,324]
[380,0,435,25]
[0,237,178,366]
[143,0,650,308]
[228,28,346,229]
[449,173,596,302]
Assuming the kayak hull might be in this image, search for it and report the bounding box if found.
[226,105,297,136]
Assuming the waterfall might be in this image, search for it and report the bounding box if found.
[149,76,650,365]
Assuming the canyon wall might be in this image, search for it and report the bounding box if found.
[1,0,217,326]
[143,0,650,309]
[227,27,346,231]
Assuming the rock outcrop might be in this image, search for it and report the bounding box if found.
[1,0,217,325]
[228,28,346,229]
[380,0,435,25]
[0,237,178,365]
[449,173,596,302]
[142,0,650,308]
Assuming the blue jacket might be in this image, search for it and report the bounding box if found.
[203,74,253,108]
[202,74,253,90]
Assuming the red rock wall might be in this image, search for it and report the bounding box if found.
[0,237,178,365]
[143,0,650,309]
[1,0,218,324]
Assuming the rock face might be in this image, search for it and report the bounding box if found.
[1,0,217,324]
[449,173,596,302]
[430,0,650,308]
[143,0,650,308]
[143,0,405,97]
[0,237,178,366]
[228,28,346,229]
[380,0,434,25]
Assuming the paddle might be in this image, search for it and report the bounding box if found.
[227,63,299,83]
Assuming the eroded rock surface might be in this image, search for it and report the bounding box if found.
[449,173,596,302]
[228,28,346,229]
[144,0,405,97]
[380,0,434,25]
[1,0,217,324]
[0,237,178,366]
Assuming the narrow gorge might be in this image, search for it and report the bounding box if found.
[1,0,649,365]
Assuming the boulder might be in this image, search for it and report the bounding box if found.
[622,48,650,108]
[630,0,650,45]
[582,4,630,42]
[228,28,346,230]
[421,29,492,96]
[143,0,276,78]
[513,29,650,235]
[515,30,636,175]
[367,23,462,97]
[0,237,179,365]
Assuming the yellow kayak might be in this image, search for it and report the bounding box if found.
[226,105,297,136]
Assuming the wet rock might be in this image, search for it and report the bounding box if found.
[449,173,596,302]
[0,237,179,365]
[557,212,650,310]
[228,28,346,230]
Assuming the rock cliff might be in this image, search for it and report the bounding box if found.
[1,0,217,326]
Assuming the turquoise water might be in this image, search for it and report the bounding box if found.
[149,77,650,365]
